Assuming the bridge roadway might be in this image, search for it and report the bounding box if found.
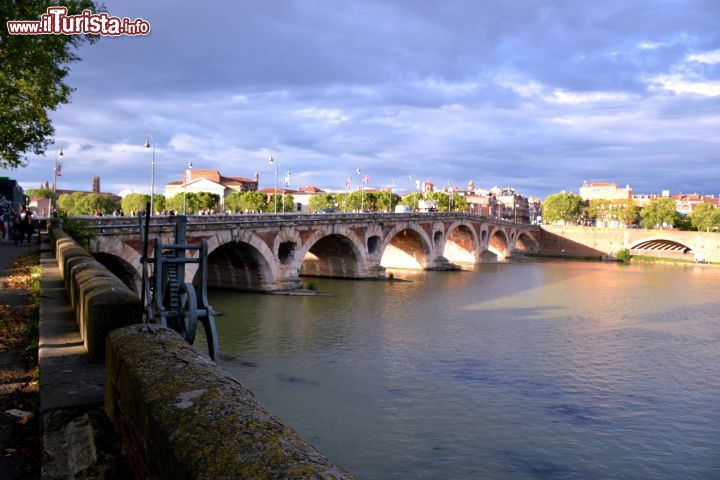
[77,212,541,292]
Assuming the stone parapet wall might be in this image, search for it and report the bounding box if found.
[50,228,141,361]
[105,325,354,479]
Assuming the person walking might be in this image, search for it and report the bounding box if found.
[0,206,6,241]
[11,208,21,246]
[19,206,33,244]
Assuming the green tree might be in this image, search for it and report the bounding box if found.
[542,193,585,224]
[57,191,118,215]
[376,191,401,212]
[121,193,150,216]
[226,191,267,213]
[264,194,283,213]
[587,199,638,226]
[281,193,295,213]
[25,188,53,199]
[57,192,84,214]
[244,191,267,213]
[451,193,468,212]
[640,197,679,229]
[401,193,423,211]
[617,199,639,225]
[586,199,611,223]
[225,192,243,213]
[152,194,166,214]
[166,192,204,214]
[426,192,449,212]
[308,193,336,212]
[82,193,118,214]
[335,193,350,212]
[0,1,101,169]
[180,192,218,214]
[691,203,720,232]
[195,192,219,211]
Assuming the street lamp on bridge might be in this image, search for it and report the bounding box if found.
[357,166,364,212]
[184,159,192,215]
[269,155,279,214]
[144,135,155,216]
[283,170,291,213]
[52,148,64,214]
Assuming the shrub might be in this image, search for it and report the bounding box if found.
[616,248,631,263]
[55,212,96,251]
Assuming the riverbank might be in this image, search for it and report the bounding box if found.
[526,252,719,267]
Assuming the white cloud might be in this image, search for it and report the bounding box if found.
[687,49,720,64]
[168,133,204,152]
[638,41,667,50]
[294,108,350,124]
[421,78,480,96]
[650,75,720,96]
[545,90,632,105]
[494,74,545,98]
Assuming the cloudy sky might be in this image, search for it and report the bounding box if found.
[11,0,720,198]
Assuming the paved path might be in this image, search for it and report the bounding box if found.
[39,247,105,413]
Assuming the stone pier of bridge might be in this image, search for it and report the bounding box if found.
[78,213,541,292]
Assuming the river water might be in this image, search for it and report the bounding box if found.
[205,260,720,479]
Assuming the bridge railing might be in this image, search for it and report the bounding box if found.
[73,212,539,234]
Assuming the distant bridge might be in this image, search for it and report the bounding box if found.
[78,213,541,292]
[540,225,720,262]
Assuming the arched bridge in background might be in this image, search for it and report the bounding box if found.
[540,225,720,263]
[629,238,693,256]
[77,213,541,293]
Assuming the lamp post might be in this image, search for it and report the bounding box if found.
[283,170,291,213]
[409,174,417,211]
[390,179,396,212]
[52,148,64,214]
[184,160,192,215]
[144,135,155,216]
[357,166,364,212]
[269,155,278,214]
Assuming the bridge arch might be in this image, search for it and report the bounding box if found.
[202,231,277,291]
[487,227,510,260]
[380,224,433,270]
[630,238,693,254]
[514,231,540,254]
[92,237,143,279]
[443,222,480,264]
[93,252,141,294]
[297,231,365,278]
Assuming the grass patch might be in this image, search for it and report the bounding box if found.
[630,255,697,264]
[305,281,317,291]
[524,252,605,261]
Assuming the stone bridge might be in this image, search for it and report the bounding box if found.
[78,213,541,292]
[540,225,720,262]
